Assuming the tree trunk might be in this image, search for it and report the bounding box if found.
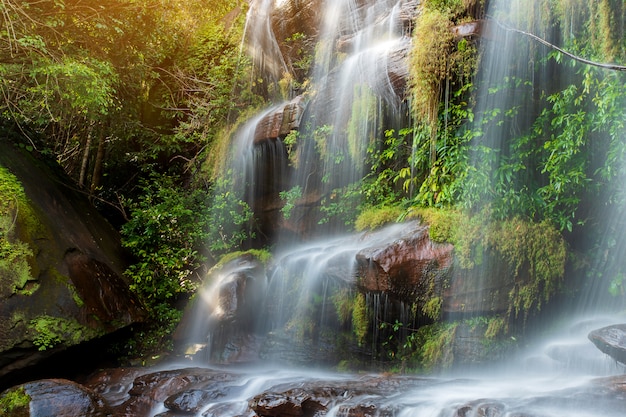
[90,130,106,196]
[78,127,93,188]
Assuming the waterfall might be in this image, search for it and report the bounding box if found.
[467,0,626,318]
[184,0,626,377]
[287,0,409,236]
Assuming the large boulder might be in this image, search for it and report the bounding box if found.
[355,224,454,306]
[0,141,144,386]
[0,378,109,417]
[588,324,626,364]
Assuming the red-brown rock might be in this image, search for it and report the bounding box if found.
[355,224,454,304]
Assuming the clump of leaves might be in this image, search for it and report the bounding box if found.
[0,386,30,415]
[280,185,302,220]
[29,315,103,351]
[122,174,209,306]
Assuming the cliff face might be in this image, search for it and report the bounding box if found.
[0,140,144,385]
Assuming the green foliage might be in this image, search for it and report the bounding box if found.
[280,186,302,220]
[0,386,30,415]
[283,130,300,167]
[312,124,334,162]
[206,175,255,254]
[284,32,313,77]
[318,184,362,228]
[29,315,103,351]
[354,205,402,231]
[361,128,411,206]
[122,174,207,306]
[113,303,183,361]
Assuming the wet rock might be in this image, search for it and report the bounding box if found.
[588,324,626,364]
[13,367,626,417]
[452,20,483,39]
[355,223,454,304]
[108,368,240,416]
[0,142,144,386]
[270,0,322,81]
[174,256,267,364]
[453,400,506,417]
[253,97,306,144]
[164,387,235,413]
[0,378,109,417]
[443,253,513,315]
[83,367,147,408]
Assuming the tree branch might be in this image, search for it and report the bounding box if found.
[489,17,626,72]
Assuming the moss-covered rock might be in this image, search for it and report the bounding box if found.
[0,141,144,385]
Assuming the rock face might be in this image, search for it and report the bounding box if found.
[588,324,626,364]
[253,97,306,145]
[356,224,454,305]
[0,142,144,386]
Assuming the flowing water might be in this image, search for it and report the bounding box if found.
[169,0,626,415]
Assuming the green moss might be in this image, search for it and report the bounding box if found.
[355,205,402,231]
[352,293,369,347]
[405,207,460,242]
[492,218,567,317]
[484,315,508,339]
[0,165,39,297]
[213,249,272,270]
[29,315,103,351]
[346,84,378,169]
[410,207,566,319]
[422,296,442,320]
[418,321,458,372]
[0,386,30,416]
[332,288,353,325]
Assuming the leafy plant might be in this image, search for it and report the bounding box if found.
[280,185,302,220]
[0,387,30,415]
[29,315,103,351]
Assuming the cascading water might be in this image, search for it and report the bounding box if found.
[286,0,410,235]
[182,0,416,362]
[166,0,626,416]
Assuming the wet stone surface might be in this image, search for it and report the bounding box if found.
[588,324,626,364]
[3,366,626,416]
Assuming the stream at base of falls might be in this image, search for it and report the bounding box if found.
[80,314,626,417]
